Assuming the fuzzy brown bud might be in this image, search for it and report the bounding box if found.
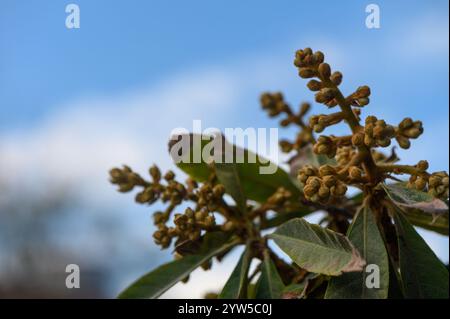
[318,63,331,78]
[330,72,343,86]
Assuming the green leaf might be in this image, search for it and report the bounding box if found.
[396,207,449,235]
[219,245,252,299]
[255,252,285,299]
[389,202,449,298]
[282,283,305,299]
[281,273,319,299]
[169,133,301,203]
[387,258,404,299]
[382,183,449,235]
[118,232,237,299]
[382,183,448,214]
[270,218,366,276]
[246,284,258,299]
[350,191,364,205]
[325,206,389,299]
[214,161,247,214]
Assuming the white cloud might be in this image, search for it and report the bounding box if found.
[391,11,449,58]
[0,69,240,203]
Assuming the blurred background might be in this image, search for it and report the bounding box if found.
[0,0,448,298]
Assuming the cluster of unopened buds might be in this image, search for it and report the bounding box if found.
[260,47,449,203]
[110,165,226,249]
[298,165,348,203]
[266,187,293,207]
[109,165,188,207]
[395,117,423,149]
[352,116,396,148]
[154,206,216,248]
[261,92,314,152]
[404,160,449,198]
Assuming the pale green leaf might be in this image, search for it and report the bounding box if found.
[270,218,366,276]
[382,183,449,235]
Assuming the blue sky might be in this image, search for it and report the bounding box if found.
[0,0,448,297]
[2,0,448,129]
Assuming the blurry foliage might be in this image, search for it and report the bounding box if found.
[0,186,107,298]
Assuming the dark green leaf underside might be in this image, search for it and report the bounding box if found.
[390,204,449,298]
[255,253,285,299]
[219,245,252,299]
[118,232,236,299]
[325,206,389,299]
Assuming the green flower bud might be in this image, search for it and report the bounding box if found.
[164,170,175,181]
[322,175,337,187]
[318,186,330,199]
[213,184,226,198]
[319,165,336,177]
[356,98,369,107]
[417,160,429,171]
[414,178,427,190]
[307,80,322,91]
[149,165,161,182]
[396,135,411,149]
[204,215,216,227]
[318,63,331,78]
[195,210,208,221]
[330,71,343,85]
[153,211,166,225]
[299,67,316,78]
[313,124,325,133]
[313,51,324,64]
[356,85,371,98]
[352,132,365,146]
[303,185,317,197]
[222,221,235,232]
[349,166,363,180]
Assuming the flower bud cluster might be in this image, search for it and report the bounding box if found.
[266,187,293,207]
[309,112,345,133]
[346,86,371,107]
[407,161,449,199]
[109,165,146,192]
[261,92,315,153]
[395,118,423,149]
[110,165,231,250]
[313,135,337,158]
[260,92,289,117]
[351,116,396,148]
[151,183,226,249]
[428,172,449,199]
[298,165,348,203]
